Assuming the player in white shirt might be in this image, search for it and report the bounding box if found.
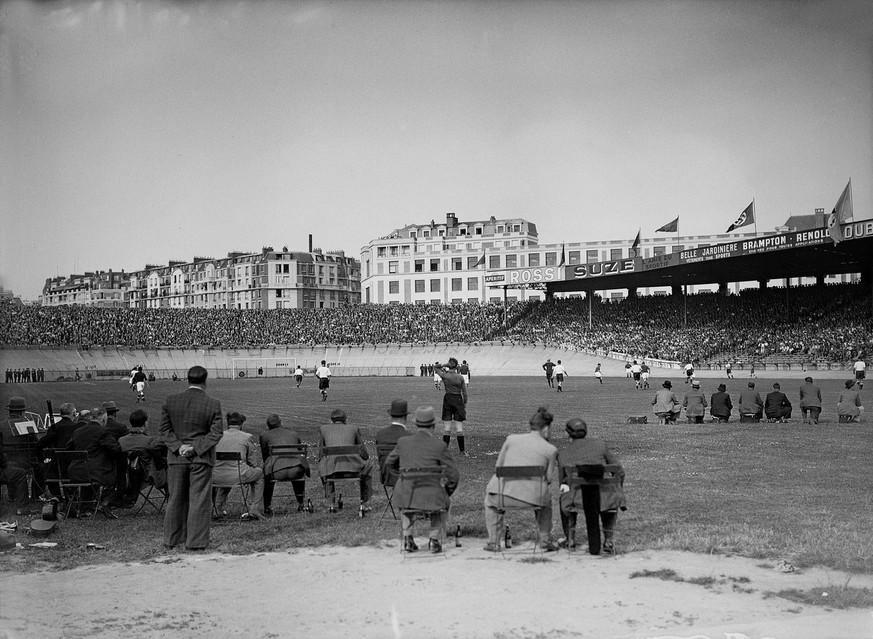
[630,360,643,389]
[853,358,867,389]
[684,362,694,383]
[293,365,304,389]
[315,360,331,401]
[553,360,568,392]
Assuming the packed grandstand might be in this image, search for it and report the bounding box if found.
[1,282,870,364]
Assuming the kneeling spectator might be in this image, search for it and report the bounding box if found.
[710,384,733,423]
[837,379,864,423]
[260,414,310,514]
[651,381,681,424]
[682,380,708,423]
[213,412,265,520]
[764,383,792,422]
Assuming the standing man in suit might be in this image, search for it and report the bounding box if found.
[483,407,559,552]
[375,399,412,489]
[159,365,224,551]
[386,406,459,554]
[317,409,374,514]
[260,414,310,514]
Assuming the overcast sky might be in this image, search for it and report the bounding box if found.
[2,0,871,300]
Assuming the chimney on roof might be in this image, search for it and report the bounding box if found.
[446,212,457,227]
[309,234,313,252]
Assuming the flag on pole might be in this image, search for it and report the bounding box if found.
[726,201,755,233]
[656,217,678,233]
[474,248,486,267]
[827,179,853,245]
[558,244,566,267]
[630,229,641,258]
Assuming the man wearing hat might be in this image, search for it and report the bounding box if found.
[837,379,863,423]
[213,412,265,520]
[102,400,130,501]
[651,381,681,424]
[557,418,625,554]
[0,420,30,515]
[738,381,764,421]
[375,399,413,489]
[764,383,792,422]
[67,406,122,517]
[483,407,559,552]
[260,414,310,514]
[317,409,374,514]
[682,379,708,424]
[118,409,168,507]
[2,396,45,505]
[385,406,459,553]
[36,403,83,498]
[710,384,733,423]
[160,365,225,550]
[799,377,823,424]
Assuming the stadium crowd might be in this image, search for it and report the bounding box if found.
[1,283,870,363]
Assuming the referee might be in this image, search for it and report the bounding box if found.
[434,358,469,457]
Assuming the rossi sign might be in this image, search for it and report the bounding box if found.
[485,266,562,286]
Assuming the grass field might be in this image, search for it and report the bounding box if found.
[1,374,871,575]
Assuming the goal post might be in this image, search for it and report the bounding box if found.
[231,357,297,379]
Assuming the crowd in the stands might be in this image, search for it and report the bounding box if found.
[1,283,869,363]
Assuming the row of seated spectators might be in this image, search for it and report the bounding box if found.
[1,284,870,362]
[504,283,872,362]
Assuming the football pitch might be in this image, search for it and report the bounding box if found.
[1,373,870,575]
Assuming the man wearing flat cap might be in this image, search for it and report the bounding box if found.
[213,412,266,520]
[317,409,374,513]
[375,399,413,488]
[682,379,708,424]
[483,407,559,552]
[386,406,459,553]
[799,377,822,424]
[710,384,733,423]
[260,414,309,514]
[557,418,625,555]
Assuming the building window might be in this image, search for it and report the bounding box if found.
[489,255,500,269]
[505,254,517,268]
[401,245,410,256]
[451,278,462,291]
[452,258,463,270]
[653,246,666,256]
[451,298,463,305]
[586,250,599,263]
[430,299,441,305]
[513,224,520,232]
[475,227,483,235]
[390,246,399,257]
[467,277,478,290]
[389,281,399,294]
[414,280,425,293]
[610,248,622,261]
[568,250,580,265]
[389,261,398,274]
[430,279,440,292]
[377,247,386,257]
[545,252,557,266]
[528,253,540,267]
[430,259,440,272]
[415,259,424,273]
[497,225,505,233]
[672,245,684,253]
[423,230,430,237]
[467,256,480,269]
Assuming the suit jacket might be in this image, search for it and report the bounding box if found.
[36,417,82,456]
[710,391,733,419]
[105,416,130,440]
[485,431,557,507]
[837,389,862,416]
[738,390,764,416]
[799,383,823,408]
[375,422,412,486]
[68,421,121,487]
[119,432,168,489]
[557,438,626,512]
[159,386,224,466]
[682,389,708,417]
[213,427,261,484]
[260,427,310,478]
[764,391,791,416]
[317,422,369,477]
[386,429,458,511]
[651,389,680,414]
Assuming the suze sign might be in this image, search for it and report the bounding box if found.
[569,259,635,279]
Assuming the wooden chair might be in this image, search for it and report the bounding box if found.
[53,450,106,521]
[397,466,448,558]
[212,451,250,519]
[376,444,399,523]
[126,450,168,515]
[3,441,42,500]
[561,463,623,556]
[266,444,309,512]
[321,445,365,515]
[494,465,549,554]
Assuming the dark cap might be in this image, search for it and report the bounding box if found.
[388,399,409,418]
[227,412,246,425]
[748,381,756,388]
[845,379,857,389]
[565,418,588,438]
[330,409,347,423]
[101,401,119,414]
[662,380,672,389]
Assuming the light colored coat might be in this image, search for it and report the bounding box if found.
[485,431,557,507]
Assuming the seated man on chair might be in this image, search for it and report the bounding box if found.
[259,413,310,514]
[36,403,82,498]
[375,399,412,489]
[212,412,265,520]
[385,406,458,553]
[317,409,374,514]
[67,406,121,517]
[117,409,167,507]
[482,407,558,552]
[557,418,625,555]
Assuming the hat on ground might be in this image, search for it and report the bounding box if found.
[6,396,26,411]
[718,383,727,391]
[691,380,700,388]
[662,380,672,389]
[101,401,119,414]
[227,412,246,425]
[565,417,588,438]
[388,399,409,418]
[845,379,857,389]
[414,406,436,428]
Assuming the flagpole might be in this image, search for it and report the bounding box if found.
[753,198,758,237]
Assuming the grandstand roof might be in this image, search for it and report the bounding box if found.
[547,224,873,294]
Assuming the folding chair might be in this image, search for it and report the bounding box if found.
[321,445,364,515]
[212,451,250,519]
[4,441,43,500]
[266,444,309,513]
[561,463,623,557]
[494,465,549,555]
[397,466,448,558]
[127,450,168,514]
[54,450,106,521]
[376,443,399,523]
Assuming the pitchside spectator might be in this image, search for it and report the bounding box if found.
[799,377,823,424]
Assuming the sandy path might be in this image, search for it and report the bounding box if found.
[1,545,871,639]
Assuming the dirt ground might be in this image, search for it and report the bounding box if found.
[1,544,871,639]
